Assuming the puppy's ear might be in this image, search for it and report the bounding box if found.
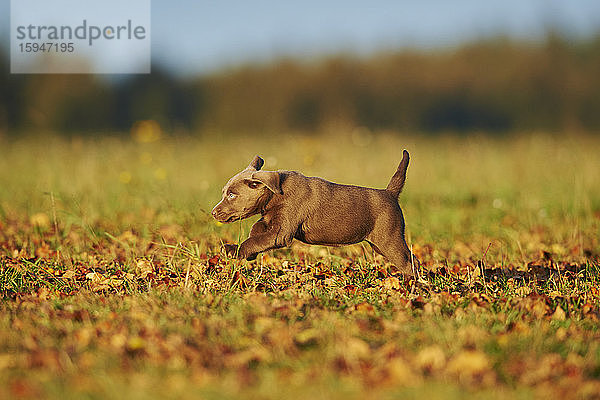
[251,171,282,194]
[247,155,264,171]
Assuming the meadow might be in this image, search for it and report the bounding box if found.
[1,131,599,399]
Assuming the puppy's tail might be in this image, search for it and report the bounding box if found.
[385,150,410,198]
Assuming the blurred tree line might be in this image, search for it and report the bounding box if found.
[1,33,599,136]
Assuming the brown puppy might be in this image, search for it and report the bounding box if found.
[212,151,416,275]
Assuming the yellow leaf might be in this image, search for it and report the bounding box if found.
[387,357,421,385]
[415,345,446,372]
[0,354,14,370]
[447,350,490,378]
[552,306,566,321]
[226,346,271,367]
[135,259,154,278]
[126,336,146,352]
[30,213,50,228]
[85,272,101,281]
[550,243,566,255]
[294,328,320,345]
[343,338,370,360]
[382,276,400,290]
[62,270,76,279]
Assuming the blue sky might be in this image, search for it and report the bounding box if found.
[2,0,600,76]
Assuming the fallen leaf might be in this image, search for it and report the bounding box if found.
[382,276,400,290]
[415,345,446,373]
[447,350,491,383]
[30,213,50,228]
[552,306,566,321]
[387,357,421,385]
[294,328,320,346]
[135,259,154,279]
[62,270,76,279]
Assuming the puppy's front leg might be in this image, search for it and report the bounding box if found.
[240,218,293,260]
[240,218,269,260]
[223,218,269,259]
[236,228,292,260]
[249,218,268,235]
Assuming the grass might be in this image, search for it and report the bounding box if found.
[0,131,599,399]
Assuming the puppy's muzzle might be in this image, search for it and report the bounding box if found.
[212,206,239,223]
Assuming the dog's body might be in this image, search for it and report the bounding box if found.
[212,151,415,275]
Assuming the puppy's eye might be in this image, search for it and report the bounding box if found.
[227,192,237,200]
[247,181,260,189]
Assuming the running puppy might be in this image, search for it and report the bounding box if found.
[212,151,416,275]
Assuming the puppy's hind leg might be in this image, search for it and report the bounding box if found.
[369,238,416,276]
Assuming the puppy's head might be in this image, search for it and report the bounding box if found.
[211,155,282,223]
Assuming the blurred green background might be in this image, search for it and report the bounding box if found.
[1,34,600,136]
[1,1,600,137]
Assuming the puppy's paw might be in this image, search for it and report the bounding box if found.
[222,243,240,258]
